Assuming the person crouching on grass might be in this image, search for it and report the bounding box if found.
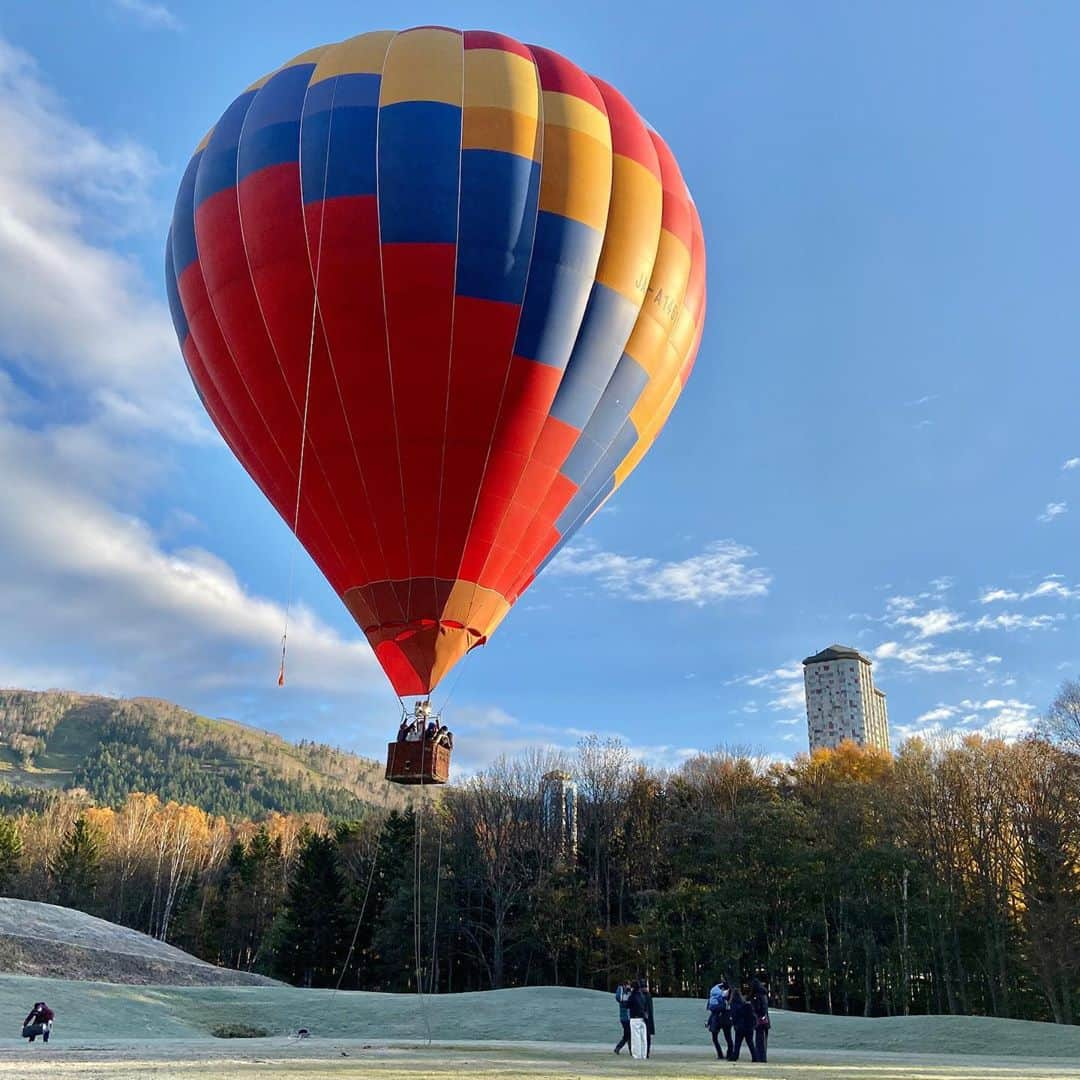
[22,1001,53,1044]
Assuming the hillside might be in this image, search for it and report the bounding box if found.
[0,689,409,818]
[0,898,276,986]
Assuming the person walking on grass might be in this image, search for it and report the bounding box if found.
[613,980,632,1054]
[706,978,733,1060]
[751,977,771,1063]
[729,987,757,1062]
[641,977,655,1058]
[627,979,651,1058]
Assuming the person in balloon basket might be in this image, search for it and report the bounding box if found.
[728,987,757,1061]
[706,978,733,1060]
[22,1001,54,1043]
[750,977,770,1063]
[613,980,632,1054]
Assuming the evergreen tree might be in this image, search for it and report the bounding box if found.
[0,817,22,889]
[49,816,101,910]
[271,830,349,987]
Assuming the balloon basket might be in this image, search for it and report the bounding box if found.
[385,740,451,785]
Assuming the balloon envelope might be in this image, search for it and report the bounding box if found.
[166,27,706,697]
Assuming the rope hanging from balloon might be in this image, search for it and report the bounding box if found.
[333,820,385,994]
[278,80,338,687]
[413,766,434,1043]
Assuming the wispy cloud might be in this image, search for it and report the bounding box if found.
[1063,458,1080,471]
[0,37,197,437]
[111,0,182,31]
[914,706,957,725]
[0,34,386,726]
[979,577,1076,603]
[549,539,772,606]
[895,608,967,638]
[1038,501,1068,523]
[873,641,998,674]
[905,394,938,407]
[979,587,1019,604]
[972,612,1064,632]
[727,662,804,724]
[896,698,1038,743]
[0,419,381,698]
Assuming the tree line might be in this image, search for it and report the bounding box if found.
[0,729,1075,1024]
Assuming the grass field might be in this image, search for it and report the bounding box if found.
[0,976,1075,1079]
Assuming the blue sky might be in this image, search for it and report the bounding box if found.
[1,2,1077,772]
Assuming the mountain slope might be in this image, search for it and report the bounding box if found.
[0,690,408,817]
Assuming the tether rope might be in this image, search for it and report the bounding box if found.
[278,80,336,687]
[413,761,434,1043]
[333,820,384,994]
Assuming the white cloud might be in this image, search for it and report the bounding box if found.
[914,705,957,725]
[979,587,1019,604]
[896,698,1038,745]
[769,682,806,713]
[895,608,967,638]
[873,641,996,674]
[0,37,198,438]
[1038,502,1068,523]
[0,420,380,699]
[549,539,771,606]
[885,594,919,613]
[979,578,1075,604]
[0,34,388,732]
[1064,458,1080,471]
[111,0,182,31]
[1025,578,1074,600]
[972,612,1064,632]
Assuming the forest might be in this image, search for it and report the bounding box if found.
[0,724,1075,1025]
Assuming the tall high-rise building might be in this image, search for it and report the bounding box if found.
[540,770,578,858]
[802,644,890,753]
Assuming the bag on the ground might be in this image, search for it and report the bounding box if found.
[629,1017,648,1059]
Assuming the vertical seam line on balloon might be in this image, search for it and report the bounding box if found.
[372,29,417,642]
[469,61,618,612]
[299,38,407,625]
[502,92,666,601]
[189,111,351,584]
[531,174,701,573]
[454,40,546,639]
[428,29,466,658]
[233,60,369,585]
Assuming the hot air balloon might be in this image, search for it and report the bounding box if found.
[165,27,706,783]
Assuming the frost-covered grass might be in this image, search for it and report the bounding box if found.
[0,976,1077,1064]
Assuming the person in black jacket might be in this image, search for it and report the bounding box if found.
[627,980,651,1057]
[641,978,655,1058]
[750,978,770,1063]
[729,988,757,1062]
